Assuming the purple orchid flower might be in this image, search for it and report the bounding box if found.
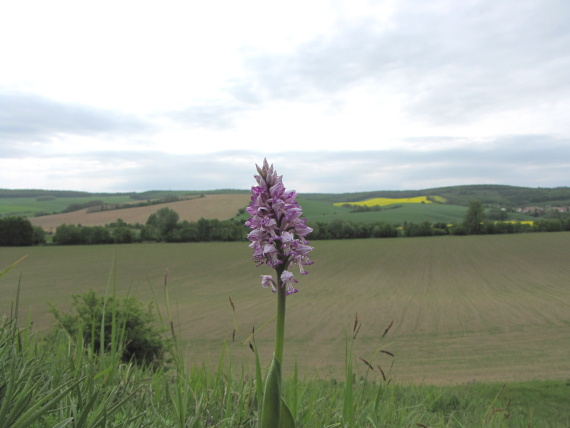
[245,159,313,294]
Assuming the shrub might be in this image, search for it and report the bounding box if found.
[53,224,114,244]
[50,290,168,368]
[403,221,434,237]
[111,226,136,243]
[0,216,35,246]
[63,199,105,213]
[32,225,46,245]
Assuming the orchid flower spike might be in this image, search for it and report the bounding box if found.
[245,159,314,293]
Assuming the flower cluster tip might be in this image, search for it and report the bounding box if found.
[245,159,313,295]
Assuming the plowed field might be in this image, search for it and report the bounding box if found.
[2,232,569,384]
[29,194,251,231]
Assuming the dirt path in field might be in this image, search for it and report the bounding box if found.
[30,194,250,232]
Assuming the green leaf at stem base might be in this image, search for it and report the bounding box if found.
[260,355,281,428]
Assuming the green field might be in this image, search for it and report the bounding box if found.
[299,198,469,224]
[171,197,479,226]
[2,232,569,386]
[299,198,537,225]
[0,190,229,218]
[0,195,135,217]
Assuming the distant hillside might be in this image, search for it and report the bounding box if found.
[301,185,570,208]
[29,194,250,232]
[2,185,569,224]
[0,189,248,199]
[0,189,249,218]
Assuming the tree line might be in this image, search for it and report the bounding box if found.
[0,217,46,246]
[2,202,570,246]
[307,201,570,239]
[52,207,247,245]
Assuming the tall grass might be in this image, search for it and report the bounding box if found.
[2,316,565,426]
[3,312,537,428]
[1,257,568,427]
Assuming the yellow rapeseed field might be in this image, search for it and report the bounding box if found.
[505,220,535,225]
[333,195,446,207]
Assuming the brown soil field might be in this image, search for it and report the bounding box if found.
[29,194,251,232]
[2,232,569,385]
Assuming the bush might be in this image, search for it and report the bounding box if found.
[53,224,114,244]
[50,290,168,368]
[370,222,398,238]
[63,199,105,213]
[534,218,565,232]
[53,224,83,244]
[32,225,46,245]
[449,223,468,235]
[403,221,434,237]
[111,226,136,243]
[487,208,508,220]
[0,216,35,246]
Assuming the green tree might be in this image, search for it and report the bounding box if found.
[326,219,356,239]
[53,224,113,244]
[0,216,35,246]
[112,226,136,243]
[370,222,398,238]
[53,224,83,244]
[32,226,46,245]
[197,217,213,241]
[178,221,200,242]
[403,221,433,237]
[84,226,112,244]
[463,200,486,234]
[487,208,508,221]
[145,207,180,241]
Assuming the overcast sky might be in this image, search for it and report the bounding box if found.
[1,0,569,194]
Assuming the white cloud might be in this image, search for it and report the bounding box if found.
[1,0,569,192]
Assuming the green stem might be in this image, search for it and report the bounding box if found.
[274,265,286,363]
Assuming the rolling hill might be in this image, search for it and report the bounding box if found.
[27,194,250,232]
[1,185,567,231]
[301,184,570,207]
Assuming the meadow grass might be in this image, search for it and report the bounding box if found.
[2,293,568,426]
[1,293,568,427]
[0,233,570,427]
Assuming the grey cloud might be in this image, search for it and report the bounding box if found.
[259,134,570,192]
[20,134,568,193]
[230,0,570,125]
[232,22,400,103]
[0,92,154,144]
[403,0,570,123]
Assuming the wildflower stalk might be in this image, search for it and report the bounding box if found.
[245,159,313,428]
